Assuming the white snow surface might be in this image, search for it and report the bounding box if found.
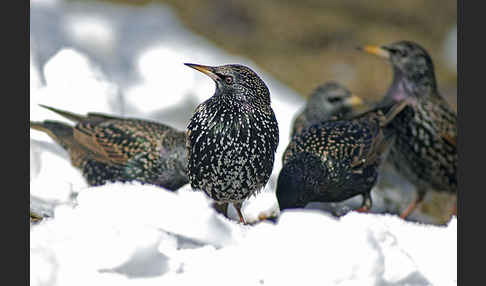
[30,1,457,285]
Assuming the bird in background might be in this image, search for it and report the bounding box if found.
[185,63,279,224]
[276,98,411,214]
[359,40,457,219]
[291,81,365,138]
[30,105,189,191]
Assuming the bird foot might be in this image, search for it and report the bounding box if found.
[399,208,415,220]
[233,202,247,225]
[238,215,247,224]
[399,200,421,220]
[354,206,370,213]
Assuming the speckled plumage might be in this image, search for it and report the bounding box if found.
[361,41,457,219]
[291,81,364,138]
[276,100,409,212]
[30,105,188,191]
[185,64,279,222]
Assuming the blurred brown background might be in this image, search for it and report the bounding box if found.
[100,0,457,109]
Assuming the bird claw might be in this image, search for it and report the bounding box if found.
[354,205,371,213]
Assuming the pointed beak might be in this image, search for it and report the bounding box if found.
[184,63,219,81]
[357,45,390,59]
[345,94,365,108]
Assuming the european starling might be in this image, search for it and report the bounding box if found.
[276,100,410,213]
[30,105,189,191]
[291,81,365,138]
[360,41,457,219]
[185,63,279,223]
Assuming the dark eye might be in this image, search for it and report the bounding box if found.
[224,76,233,85]
[327,97,342,104]
[392,48,407,57]
[387,47,406,58]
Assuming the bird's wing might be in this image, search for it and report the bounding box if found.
[429,95,457,148]
[442,133,456,147]
[73,119,168,166]
[85,112,125,122]
[350,117,391,171]
[440,111,457,148]
[73,122,127,165]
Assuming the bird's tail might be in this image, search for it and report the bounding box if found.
[38,104,123,124]
[38,104,88,123]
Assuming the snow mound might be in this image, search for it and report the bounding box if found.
[31,184,456,286]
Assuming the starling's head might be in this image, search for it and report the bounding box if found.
[276,152,326,211]
[185,63,271,106]
[359,41,437,94]
[307,81,364,119]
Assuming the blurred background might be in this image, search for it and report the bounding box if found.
[30,0,457,224]
[144,0,458,109]
[35,0,457,107]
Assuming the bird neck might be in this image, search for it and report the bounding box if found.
[386,67,438,102]
[213,89,270,114]
[306,105,350,122]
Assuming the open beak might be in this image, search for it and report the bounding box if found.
[345,94,365,108]
[358,45,390,59]
[184,63,219,81]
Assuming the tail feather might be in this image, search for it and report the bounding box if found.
[38,104,122,123]
[38,104,88,123]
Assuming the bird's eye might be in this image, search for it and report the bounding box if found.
[224,76,233,85]
[327,97,342,104]
[387,47,406,58]
[395,49,407,57]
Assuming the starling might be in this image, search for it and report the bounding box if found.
[360,41,457,219]
[30,105,189,191]
[291,81,365,138]
[276,100,410,213]
[185,63,279,223]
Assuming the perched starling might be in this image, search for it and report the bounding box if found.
[360,41,457,219]
[185,63,279,223]
[276,100,410,213]
[291,81,365,138]
[30,105,188,191]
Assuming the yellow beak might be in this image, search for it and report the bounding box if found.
[359,45,390,59]
[184,63,219,81]
[345,94,365,108]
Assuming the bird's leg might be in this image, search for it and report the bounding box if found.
[233,202,246,224]
[400,188,426,219]
[355,192,372,213]
[451,195,457,217]
[212,202,229,218]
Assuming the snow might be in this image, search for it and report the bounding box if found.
[31,185,456,285]
[30,1,457,285]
